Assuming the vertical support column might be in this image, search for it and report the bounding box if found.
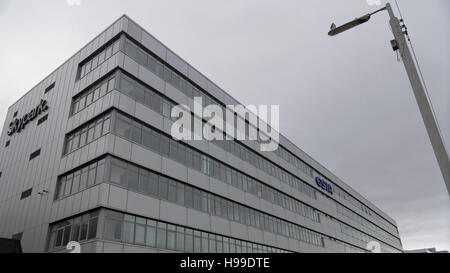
[386,3,450,196]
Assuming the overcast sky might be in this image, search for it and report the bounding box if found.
[0,0,448,251]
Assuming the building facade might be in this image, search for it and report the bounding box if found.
[0,16,403,253]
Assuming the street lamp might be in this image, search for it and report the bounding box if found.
[328,3,450,196]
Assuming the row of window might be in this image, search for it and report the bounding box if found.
[76,33,398,237]
[55,153,401,252]
[340,222,401,253]
[107,156,324,247]
[337,203,401,247]
[114,69,319,203]
[71,74,116,115]
[55,159,106,200]
[47,211,99,250]
[63,109,398,250]
[336,240,366,253]
[77,35,398,244]
[120,36,398,234]
[118,71,174,119]
[72,34,399,246]
[113,112,321,224]
[123,39,219,109]
[104,209,288,253]
[47,209,288,253]
[79,38,121,79]
[111,69,398,244]
[334,184,397,234]
[64,113,111,155]
[121,37,316,181]
[111,111,402,250]
[56,154,324,247]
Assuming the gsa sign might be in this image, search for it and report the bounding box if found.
[315,177,333,195]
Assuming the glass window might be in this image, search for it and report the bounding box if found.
[123,220,135,243]
[157,222,167,248]
[124,41,137,59]
[160,136,170,156]
[147,56,156,72]
[110,160,127,186]
[128,165,139,191]
[136,49,147,66]
[176,227,184,251]
[105,46,112,59]
[169,139,177,160]
[87,164,96,187]
[176,183,184,205]
[98,51,105,64]
[168,180,177,203]
[185,187,193,208]
[158,177,168,199]
[72,171,81,193]
[162,100,171,118]
[94,119,103,139]
[64,174,73,196]
[134,83,145,103]
[138,169,149,194]
[115,117,130,138]
[149,129,160,152]
[95,161,105,184]
[79,167,88,190]
[87,123,95,143]
[80,217,88,241]
[201,232,209,253]
[167,224,176,250]
[85,60,92,74]
[102,117,110,135]
[63,226,71,246]
[135,223,146,245]
[80,65,86,79]
[142,127,152,149]
[72,133,80,151]
[146,220,156,247]
[88,217,98,239]
[130,121,141,143]
[104,217,122,241]
[108,78,116,92]
[194,232,201,253]
[185,229,193,252]
[149,173,158,196]
[100,82,108,97]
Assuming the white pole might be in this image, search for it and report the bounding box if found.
[386,3,450,196]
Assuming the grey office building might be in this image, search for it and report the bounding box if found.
[0,16,403,253]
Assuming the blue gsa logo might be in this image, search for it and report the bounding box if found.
[315,177,333,195]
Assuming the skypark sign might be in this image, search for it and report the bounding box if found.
[7,99,49,136]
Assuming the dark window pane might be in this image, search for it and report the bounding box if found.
[158,177,168,199]
[88,218,98,239]
[124,41,137,59]
[104,218,122,241]
[157,223,166,248]
[128,165,139,191]
[95,162,105,184]
[135,224,146,245]
[146,225,156,247]
[138,169,149,194]
[130,121,142,143]
[123,221,135,243]
[63,226,71,246]
[115,117,130,138]
[111,160,127,186]
[79,167,88,190]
